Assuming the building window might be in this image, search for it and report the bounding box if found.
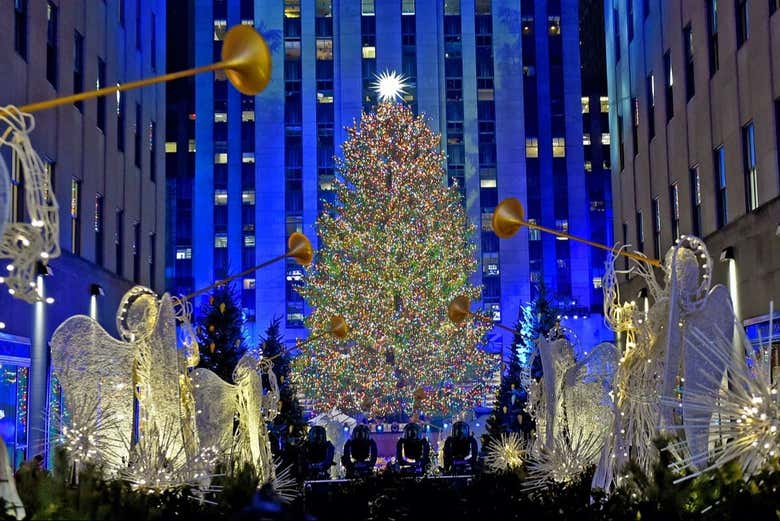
[735,0,749,48]
[94,194,104,266]
[771,0,779,15]
[601,133,611,145]
[14,0,27,59]
[581,96,590,113]
[115,209,124,276]
[552,137,566,158]
[243,235,255,248]
[150,12,157,70]
[583,134,591,146]
[631,97,639,157]
[707,0,719,75]
[584,160,592,171]
[635,210,644,252]
[242,190,256,205]
[73,31,84,111]
[70,179,81,255]
[690,166,702,237]
[175,247,192,260]
[133,222,141,284]
[683,24,695,101]
[97,59,106,131]
[646,73,656,139]
[669,183,680,240]
[214,234,228,248]
[548,16,561,36]
[46,2,58,86]
[135,0,142,50]
[134,103,142,169]
[714,146,728,228]
[613,7,620,62]
[148,233,156,289]
[214,190,228,205]
[743,121,759,211]
[651,197,661,258]
[119,0,125,26]
[10,154,25,223]
[627,0,634,41]
[664,50,673,122]
[622,222,629,270]
[525,137,539,158]
[117,89,125,151]
[775,99,780,184]
[149,121,156,181]
[600,96,609,112]
[617,115,624,171]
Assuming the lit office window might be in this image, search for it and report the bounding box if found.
[525,137,539,158]
[600,96,609,112]
[214,189,228,205]
[743,122,759,211]
[242,190,256,205]
[214,19,227,40]
[214,233,227,248]
[552,137,566,157]
[601,133,611,145]
[581,96,589,113]
[175,247,192,260]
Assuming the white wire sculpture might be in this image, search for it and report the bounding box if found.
[593,236,734,490]
[484,432,524,473]
[0,106,60,302]
[525,335,618,488]
[191,354,279,484]
[50,286,203,487]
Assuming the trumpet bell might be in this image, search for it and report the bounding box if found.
[330,315,348,339]
[222,25,272,96]
[287,232,313,266]
[492,198,526,239]
[448,295,471,325]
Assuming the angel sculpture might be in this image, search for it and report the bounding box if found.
[0,106,60,302]
[191,354,279,484]
[50,286,198,475]
[524,334,618,490]
[593,236,734,489]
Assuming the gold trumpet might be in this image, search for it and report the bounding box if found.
[14,25,270,114]
[448,294,517,334]
[492,197,661,268]
[183,232,313,301]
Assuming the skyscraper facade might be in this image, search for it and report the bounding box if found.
[169,0,612,348]
[0,0,166,465]
[605,0,780,361]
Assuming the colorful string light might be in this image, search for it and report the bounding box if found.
[294,101,497,419]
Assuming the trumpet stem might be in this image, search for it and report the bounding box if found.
[182,251,288,301]
[16,61,226,114]
[524,221,661,267]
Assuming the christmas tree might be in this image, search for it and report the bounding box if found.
[519,282,559,380]
[482,321,526,445]
[196,284,247,382]
[258,317,307,444]
[294,99,496,419]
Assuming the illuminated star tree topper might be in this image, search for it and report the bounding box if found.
[371,70,410,103]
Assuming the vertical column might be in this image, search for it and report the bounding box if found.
[226,0,242,285]
[460,0,482,290]
[333,0,362,149]
[254,1,287,337]
[375,0,402,71]
[28,271,49,461]
[494,0,529,343]
[562,0,590,310]
[192,0,215,294]
[302,2,318,253]
[415,1,444,134]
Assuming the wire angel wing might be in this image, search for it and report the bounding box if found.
[191,368,238,454]
[50,314,137,470]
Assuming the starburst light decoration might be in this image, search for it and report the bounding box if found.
[371,70,410,102]
[484,433,524,473]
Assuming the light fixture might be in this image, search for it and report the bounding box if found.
[89,284,105,297]
[720,246,735,263]
[638,288,648,299]
[35,262,53,277]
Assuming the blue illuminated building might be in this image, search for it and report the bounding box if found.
[167,0,613,348]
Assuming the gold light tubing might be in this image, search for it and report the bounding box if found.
[492,197,661,268]
[14,25,270,115]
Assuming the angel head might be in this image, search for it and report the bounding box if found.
[663,236,712,310]
[117,287,160,341]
